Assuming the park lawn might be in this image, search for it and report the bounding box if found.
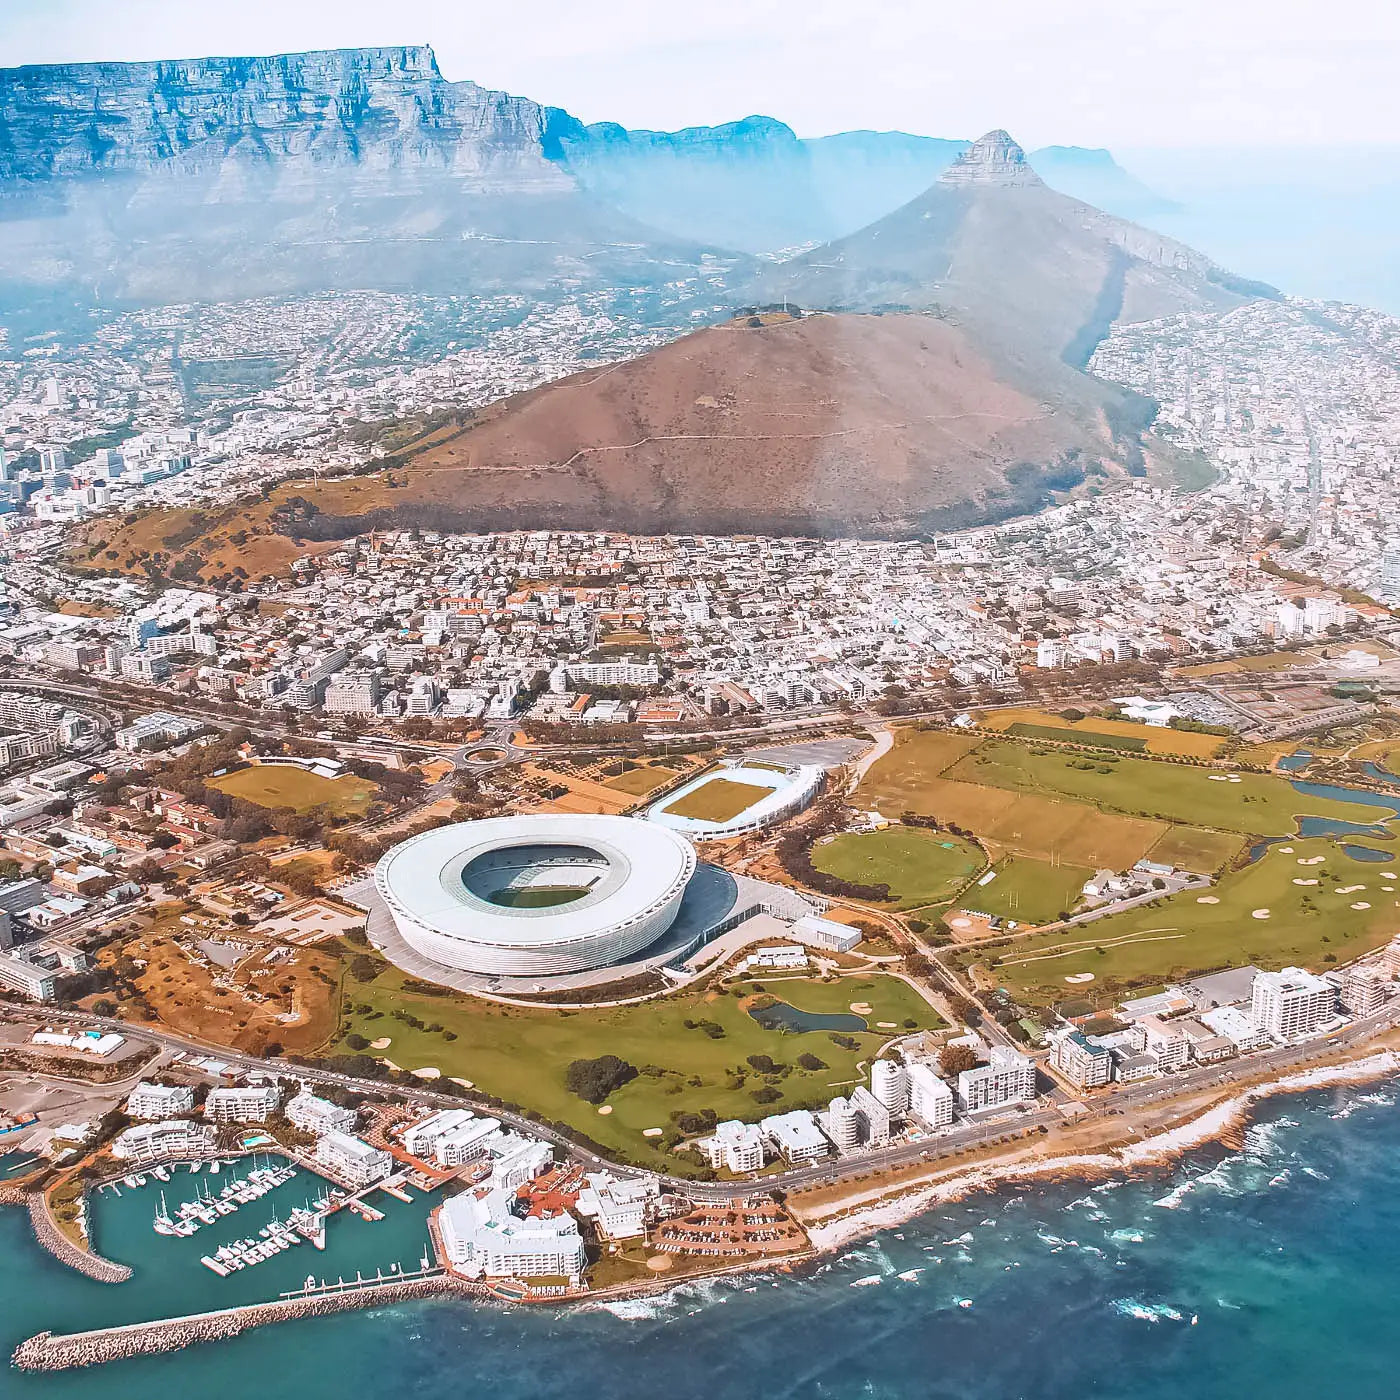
[1352,739,1400,773]
[859,728,986,811]
[663,776,770,822]
[986,707,1223,758]
[945,739,1393,836]
[336,970,938,1167]
[1143,825,1245,874]
[957,855,1094,925]
[208,764,377,816]
[810,827,984,909]
[1176,652,1306,677]
[874,773,1166,870]
[604,765,675,796]
[990,837,1400,1008]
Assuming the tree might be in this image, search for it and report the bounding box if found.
[565,1055,638,1104]
[939,1042,981,1077]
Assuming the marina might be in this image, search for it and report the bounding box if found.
[38,1152,444,1334]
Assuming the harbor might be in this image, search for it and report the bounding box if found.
[28,1151,444,1336]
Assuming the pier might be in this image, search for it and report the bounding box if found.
[278,1260,444,1299]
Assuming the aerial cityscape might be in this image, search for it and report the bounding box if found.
[1,4,1398,1398]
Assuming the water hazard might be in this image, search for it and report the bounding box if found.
[747,1001,868,1034]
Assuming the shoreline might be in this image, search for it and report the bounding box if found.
[796,1049,1400,1255]
[9,1046,1400,1367]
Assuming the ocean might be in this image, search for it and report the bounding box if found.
[3,1077,1399,1400]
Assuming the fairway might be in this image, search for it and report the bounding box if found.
[945,740,1393,836]
[991,837,1400,1007]
[858,729,985,811]
[336,969,939,1167]
[208,763,377,816]
[810,827,984,909]
[1007,722,1147,753]
[983,707,1225,758]
[663,776,770,822]
[1143,825,1244,874]
[880,773,1167,870]
[959,855,1094,925]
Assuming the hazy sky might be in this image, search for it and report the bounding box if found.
[1,0,1395,149]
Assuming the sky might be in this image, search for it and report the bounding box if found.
[1,0,1397,150]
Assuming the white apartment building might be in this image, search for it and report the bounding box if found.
[574,1173,655,1241]
[1200,1005,1272,1054]
[1053,1031,1114,1089]
[126,1082,196,1119]
[324,671,383,716]
[112,1119,217,1163]
[1137,1015,1190,1072]
[906,1062,955,1128]
[957,1047,1037,1113]
[314,1130,393,1186]
[286,1090,358,1136]
[438,1188,586,1281]
[566,659,661,687]
[823,1096,861,1153]
[849,1085,893,1147]
[1340,965,1392,1016]
[706,1119,765,1173]
[870,1059,910,1118]
[1249,968,1336,1041]
[762,1110,830,1164]
[204,1085,280,1123]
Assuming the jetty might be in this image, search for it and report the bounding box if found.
[12,1274,477,1372]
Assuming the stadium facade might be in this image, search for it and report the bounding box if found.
[373,814,697,977]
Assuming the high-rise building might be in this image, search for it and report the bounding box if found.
[1249,968,1336,1041]
[1053,1030,1114,1088]
[823,1095,861,1153]
[871,1058,910,1118]
[1340,965,1391,1017]
[849,1085,892,1146]
[706,1119,765,1172]
[957,1047,1037,1113]
[906,1062,955,1127]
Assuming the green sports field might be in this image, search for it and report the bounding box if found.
[663,776,770,822]
[810,827,984,909]
[958,855,1095,925]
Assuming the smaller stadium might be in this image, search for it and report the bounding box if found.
[647,760,823,840]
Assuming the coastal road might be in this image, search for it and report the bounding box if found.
[13,999,1400,1206]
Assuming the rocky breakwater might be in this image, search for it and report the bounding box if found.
[13,1274,475,1371]
[24,1194,132,1284]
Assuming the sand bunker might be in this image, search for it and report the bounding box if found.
[1207,775,1228,782]
[1352,902,1372,910]
[1196,895,1220,904]
[643,1127,664,1138]
[1252,909,1271,919]
[1297,856,1326,866]
[1064,972,1096,984]
[1278,846,1295,853]
[369,1037,392,1050]
[597,1105,613,1115]
[849,1002,874,1015]
[411,1066,441,1080]
[1292,878,1319,886]
[877,1021,898,1029]
[1336,885,1367,894]
[449,1078,474,1090]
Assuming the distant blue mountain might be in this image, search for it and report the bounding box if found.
[554,117,1179,253]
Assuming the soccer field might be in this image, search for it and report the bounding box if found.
[207,764,377,816]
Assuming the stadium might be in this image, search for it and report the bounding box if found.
[372,813,699,977]
[647,760,824,840]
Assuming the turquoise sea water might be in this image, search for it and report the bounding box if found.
[4,1080,1400,1399]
